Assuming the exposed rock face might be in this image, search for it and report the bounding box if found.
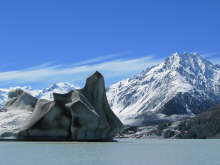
[14,72,123,141]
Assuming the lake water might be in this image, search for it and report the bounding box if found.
[0,139,219,165]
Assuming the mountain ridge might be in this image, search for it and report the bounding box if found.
[107,52,220,125]
[0,82,78,108]
[0,52,220,127]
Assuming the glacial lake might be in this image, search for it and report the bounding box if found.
[0,139,219,165]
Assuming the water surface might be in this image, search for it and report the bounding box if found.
[0,139,219,165]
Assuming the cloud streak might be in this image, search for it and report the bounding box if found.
[72,52,128,66]
[0,54,162,87]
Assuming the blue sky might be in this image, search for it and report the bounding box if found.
[0,0,220,88]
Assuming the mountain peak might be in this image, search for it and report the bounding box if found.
[165,52,201,63]
[107,52,220,125]
[169,52,200,58]
[165,52,204,63]
[163,52,213,73]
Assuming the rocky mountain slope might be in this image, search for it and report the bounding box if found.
[173,104,220,138]
[107,53,220,126]
[126,104,220,139]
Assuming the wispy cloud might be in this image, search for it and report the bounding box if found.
[72,52,128,66]
[0,54,162,87]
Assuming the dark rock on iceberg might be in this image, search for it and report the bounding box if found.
[5,89,37,112]
[4,72,123,141]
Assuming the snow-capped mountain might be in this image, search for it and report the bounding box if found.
[0,82,78,108]
[107,53,220,126]
[35,82,77,100]
[1,53,220,127]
